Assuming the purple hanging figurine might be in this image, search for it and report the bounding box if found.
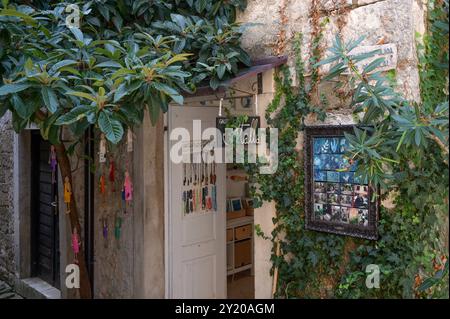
[49,145,57,184]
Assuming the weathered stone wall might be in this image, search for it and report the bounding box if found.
[92,136,134,298]
[0,113,15,285]
[238,0,425,102]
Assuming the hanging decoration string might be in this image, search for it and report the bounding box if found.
[254,93,258,115]
[219,97,223,116]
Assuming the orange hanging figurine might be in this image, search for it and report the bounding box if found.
[64,176,72,214]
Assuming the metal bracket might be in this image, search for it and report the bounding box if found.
[257,73,263,94]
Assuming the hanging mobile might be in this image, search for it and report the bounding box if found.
[64,176,72,214]
[48,145,57,184]
[71,227,81,264]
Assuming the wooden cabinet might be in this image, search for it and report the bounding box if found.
[226,216,254,276]
[226,228,234,242]
[235,224,252,240]
[234,239,252,267]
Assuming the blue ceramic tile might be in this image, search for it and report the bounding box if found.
[314,169,327,182]
[313,138,325,154]
[329,154,343,169]
[353,174,368,184]
[340,172,354,183]
[329,138,340,153]
[339,137,349,153]
[327,171,339,182]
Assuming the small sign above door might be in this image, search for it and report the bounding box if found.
[216,116,261,146]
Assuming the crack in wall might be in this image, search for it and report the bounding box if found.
[320,0,390,14]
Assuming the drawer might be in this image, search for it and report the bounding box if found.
[234,239,252,267]
[226,228,234,242]
[234,224,252,240]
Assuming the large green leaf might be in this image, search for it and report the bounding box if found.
[152,82,183,105]
[147,94,160,126]
[55,105,92,125]
[0,83,31,96]
[0,102,9,117]
[98,111,124,144]
[41,87,59,113]
[49,59,78,75]
[11,93,35,119]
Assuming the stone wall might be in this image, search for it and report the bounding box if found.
[92,135,134,298]
[238,0,425,102]
[0,113,15,285]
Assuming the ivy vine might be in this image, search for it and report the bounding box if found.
[242,1,449,299]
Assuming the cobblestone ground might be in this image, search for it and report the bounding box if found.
[0,281,22,299]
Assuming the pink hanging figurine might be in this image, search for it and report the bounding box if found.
[48,145,57,184]
[123,170,133,210]
[71,227,81,264]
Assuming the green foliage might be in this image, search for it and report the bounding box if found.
[0,0,249,144]
[243,3,448,299]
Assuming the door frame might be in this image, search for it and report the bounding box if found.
[164,104,227,299]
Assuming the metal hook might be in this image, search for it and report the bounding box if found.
[219,97,223,117]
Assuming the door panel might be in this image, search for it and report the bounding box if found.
[31,132,60,288]
[168,106,226,299]
[183,255,216,298]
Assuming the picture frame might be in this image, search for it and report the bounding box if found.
[304,125,379,240]
[230,197,243,212]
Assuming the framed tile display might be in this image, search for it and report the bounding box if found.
[304,125,379,240]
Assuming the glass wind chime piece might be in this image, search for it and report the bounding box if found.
[312,136,369,226]
[181,149,218,215]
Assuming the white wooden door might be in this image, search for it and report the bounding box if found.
[168,106,226,299]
